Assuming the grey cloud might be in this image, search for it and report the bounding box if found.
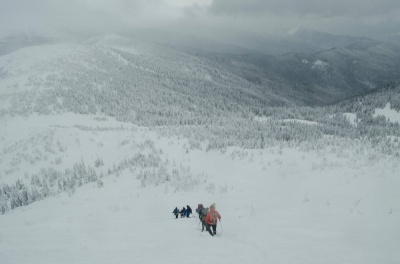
[0,0,399,42]
[209,0,400,17]
[198,0,400,38]
[0,0,176,36]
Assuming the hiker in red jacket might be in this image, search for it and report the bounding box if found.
[205,203,221,236]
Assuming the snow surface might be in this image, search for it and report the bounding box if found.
[1,114,399,264]
[374,102,400,123]
[253,115,271,122]
[343,113,358,126]
[254,116,318,126]
[0,43,97,96]
[281,119,318,125]
[312,60,328,71]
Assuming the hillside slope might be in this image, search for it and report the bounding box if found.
[198,40,400,106]
[0,34,291,124]
[0,113,399,264]
[1,33,400,264]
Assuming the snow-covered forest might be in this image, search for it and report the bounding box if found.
[0,32,399,264]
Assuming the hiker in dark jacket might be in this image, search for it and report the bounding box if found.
[196,204,203,216]
[180,207,186,218]
[186,205,192,217]
[197,204,206,231]
[172,207,179,219]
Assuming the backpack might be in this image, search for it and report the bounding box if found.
[196,204,204,215]
[200,207,209,222]
[210,211,218,224]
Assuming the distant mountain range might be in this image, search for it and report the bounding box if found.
[0,29,399,111]
[184,28,400,106]
[0,32,49,56]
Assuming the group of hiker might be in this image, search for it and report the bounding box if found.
[172,205,193,218]
[172,203,222,237]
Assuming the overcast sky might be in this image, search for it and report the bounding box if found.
[1,0,399,39]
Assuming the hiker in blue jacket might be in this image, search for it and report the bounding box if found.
[172,207,179,219]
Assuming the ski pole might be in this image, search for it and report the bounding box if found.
[219,220,223,232]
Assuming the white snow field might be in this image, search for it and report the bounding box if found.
[0,113,399,264]
[374,102,400,124]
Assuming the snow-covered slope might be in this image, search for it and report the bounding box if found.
[0,113,399,264]
[374,102,400,123]
[0,34,291,123]
[1,33,400,264]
